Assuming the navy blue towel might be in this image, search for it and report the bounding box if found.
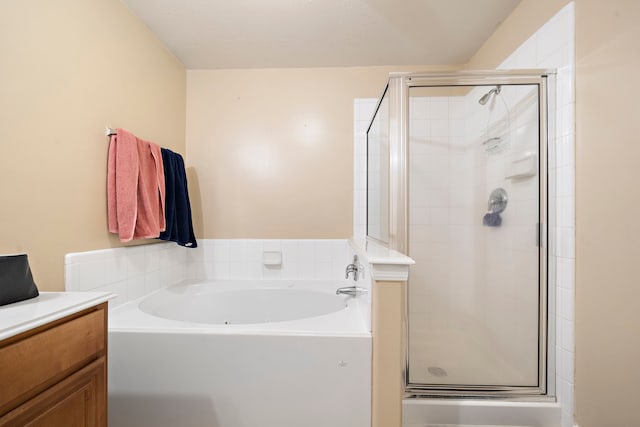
[159,148,197,248]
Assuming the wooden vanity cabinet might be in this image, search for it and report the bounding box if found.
[0,302,108,427]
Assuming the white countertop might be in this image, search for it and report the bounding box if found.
[0,292,114,341]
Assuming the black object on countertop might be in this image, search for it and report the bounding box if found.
[0,254,39,306]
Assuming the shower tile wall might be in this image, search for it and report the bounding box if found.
[408,95,472,339]
[497,3,576,426]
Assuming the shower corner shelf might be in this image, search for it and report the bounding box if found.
[506,151,537,179]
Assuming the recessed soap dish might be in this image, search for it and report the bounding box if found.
[263,251,282,267]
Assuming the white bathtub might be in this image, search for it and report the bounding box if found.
[108,280,372,427]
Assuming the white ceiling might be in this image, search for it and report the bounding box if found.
[121,0,522,69]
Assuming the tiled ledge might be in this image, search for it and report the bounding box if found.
[350,239,414,282]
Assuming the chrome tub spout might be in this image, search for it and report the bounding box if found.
[336,286,367,297]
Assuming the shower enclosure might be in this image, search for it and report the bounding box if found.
[367,71,554,397]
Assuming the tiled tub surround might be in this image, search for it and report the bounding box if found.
[65,242,187,308]
[65,239,372,327]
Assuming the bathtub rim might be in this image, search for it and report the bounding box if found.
[108,279,371,338]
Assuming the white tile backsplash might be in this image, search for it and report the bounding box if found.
[65,239,359,309]
[65,242,188,308]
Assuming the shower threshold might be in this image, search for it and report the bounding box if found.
[402,398,561,427]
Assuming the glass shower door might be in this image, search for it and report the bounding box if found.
[406,82,546,393]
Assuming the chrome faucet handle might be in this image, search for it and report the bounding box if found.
[345,264,358,280]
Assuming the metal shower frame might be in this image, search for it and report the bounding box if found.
[372,70,556,398]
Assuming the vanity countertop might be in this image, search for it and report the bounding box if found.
[0,292,113,341]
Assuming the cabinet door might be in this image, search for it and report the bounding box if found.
[0,357,106,427]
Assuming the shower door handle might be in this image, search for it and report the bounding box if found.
[536,223,547,248]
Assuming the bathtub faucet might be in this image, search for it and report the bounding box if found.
[336,286,367,297]
[345,255,361,281]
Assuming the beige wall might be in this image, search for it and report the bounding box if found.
[186,66,445,239]
[574,1,640,426]
[372,280,406,427]
[0,0,186,291]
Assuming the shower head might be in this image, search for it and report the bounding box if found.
[478,85,501,105]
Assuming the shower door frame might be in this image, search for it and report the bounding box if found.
[389,70,556,398]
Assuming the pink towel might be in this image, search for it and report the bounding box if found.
[107,129,166,242]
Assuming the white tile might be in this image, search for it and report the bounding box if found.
[410,98,428,120]
[557,165,574,197]
[126,251,146,278]
[65,263,80,291]
[157,248,175,272]
[557,257,575,291]
[244,261,263,280]
[560,105,575,142]
[169,263,187,285]
[187,258,206,281]
[430,119,449,137]
[557,227,575,259]
[560,376,574,427]
[561,409,573,427]
[560,287,574,321]
[64,252,82,265]
[279,240,299,261]
[557,69,576,107]
[144,248,160,272]
[228,240,246,262]
[144,270,162,293]
[209,241,230,263]
[330,241,350,264]
[227,261,245,279]
[298,261,316,279]
[314,241,334,263]
[105,254,129,285]
[556,135,575,168]
[127,275,146,301]
[207,259,230,280]
[355,99,378,123]
[557,196,574,228]
[262,265,282,279]
[262,240,281,252]
[561,318,575,352]
[560,347,575,383]
[354,120,369,134]
[315,261,333,280]
[97,281,128,308]
[297,241,316,264]
[448,100,465,120]
[536,13,570,63]
[78,260,106,290]
[245,240,263,263]
[280,259,299,280]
